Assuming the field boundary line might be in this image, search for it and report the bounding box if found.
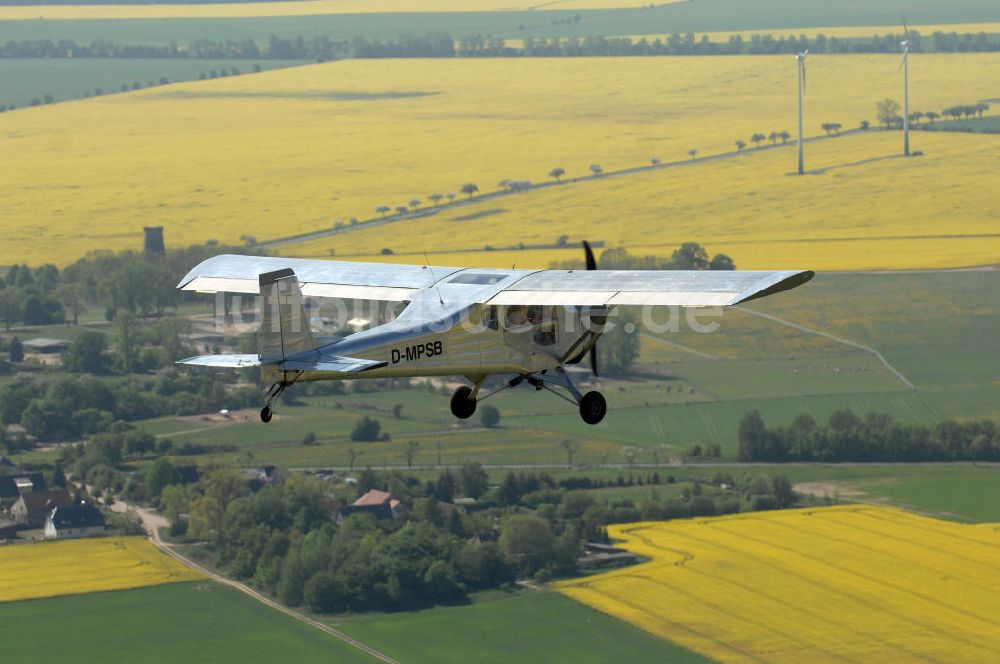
[640,332,719,360]
[733,306,916,390]
[116,502,400,664]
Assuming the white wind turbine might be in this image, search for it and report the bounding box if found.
[900,19,911,156]
[795,49,808,175]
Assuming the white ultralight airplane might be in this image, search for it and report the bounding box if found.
[177,244,812,425]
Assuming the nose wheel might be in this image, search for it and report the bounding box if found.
[450,386,477,419]
[260,406,273,423]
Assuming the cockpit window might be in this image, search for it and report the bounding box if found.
[448,272,508,285]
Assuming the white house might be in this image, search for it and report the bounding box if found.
[44,502,106,540]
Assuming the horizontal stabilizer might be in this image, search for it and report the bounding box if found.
[177,354,262,368]
[280,355,386,373]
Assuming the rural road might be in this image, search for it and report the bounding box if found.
[110,501,400,664]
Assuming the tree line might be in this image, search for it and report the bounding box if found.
[738,409,1000,462]
[2,29,997,64]
[138,460,800,613]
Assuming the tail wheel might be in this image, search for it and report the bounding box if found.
[450,386,477,419]
[579,391,607,425]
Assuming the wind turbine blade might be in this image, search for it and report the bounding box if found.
[802,60,806,93]
[902,14,910,39]
[898,53,906,71]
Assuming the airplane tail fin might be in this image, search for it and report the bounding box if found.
[259,268,316,363]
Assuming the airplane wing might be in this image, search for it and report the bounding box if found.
[177,253,463,302]
[486,269,814,307]
[178,254,812,307]
[177,354,261,368]
[177,352,385,373]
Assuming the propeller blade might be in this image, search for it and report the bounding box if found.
[583,239,596,271]
[583,239,598,376]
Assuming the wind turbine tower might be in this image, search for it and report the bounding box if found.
[796,50,808,175]
[901,22,911,156]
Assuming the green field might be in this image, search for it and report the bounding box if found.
[334,589,710,664]
[0,581,376,663]
[0,59,308,110]
[1,0,997,45]
[114,270,998,469]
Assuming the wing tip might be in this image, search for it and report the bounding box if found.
[736,269,814,304]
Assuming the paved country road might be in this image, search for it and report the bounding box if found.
[110,501,400,664]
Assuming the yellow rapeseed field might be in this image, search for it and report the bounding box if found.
[0,0,678,20]
[558,505,1000,663]
[2,54,997,266]
[281,131,1000,271]
[0,536,202,603]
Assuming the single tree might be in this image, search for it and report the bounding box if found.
[0,288,22,331]
[975,102,989,118]
[409,199,421,211]
[56,282,85,326]
[876,99,901,129]
[8,336,24,362]
[375,205,390,218]
[687,148,698,160]
[428,193,443,206]
[395,206,408,215]
[768,131,778,144]
[709,253,735,270]
[480,405,501,428]
[859,119,871,130]
[548,167,565,182]
[589,164,603,177]
[351,416,383,442]
[751,132,766,148]
[460,183,479,200]
[114,310,140,372]
[735,139,746,153]
[925,111,940,124]
[779,130,791,143]
[560,439,578,467]
[651,157,661,165]
[403,441,420,469]
[446,192,456,202]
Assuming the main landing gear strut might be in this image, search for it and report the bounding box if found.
[260,380,290,423]
[450,368,606,425]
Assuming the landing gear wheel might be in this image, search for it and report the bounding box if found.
[450,386,477,420]
[579,391,607,425]
[260,406,273,423]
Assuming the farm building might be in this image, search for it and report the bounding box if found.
[339,489,400,521]
[44,502,105,540]
[0,473,46,505]
[21,338,71,354]
[11,490,73,526]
